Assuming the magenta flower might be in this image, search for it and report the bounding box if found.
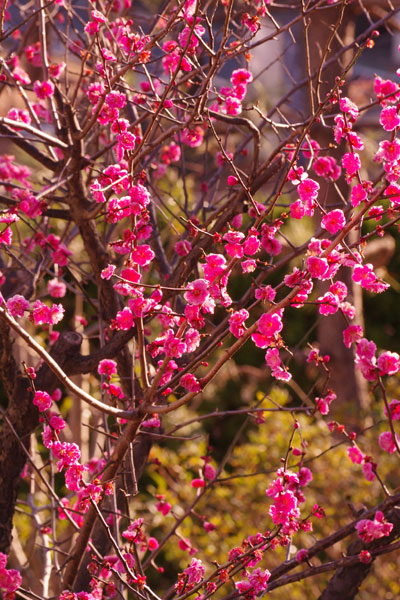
[6,294,29,318]
[229,309,249,338]
[258,312,283,338]
[131,244,155,266]
[342,152,361,176]
[52,441,80,471]
[378,431,398,454]
[184,558,205,585]
[115,307,134,330]
[231,68,253,86]
[350,183,367,207]
[356,511,393,542]
[101,264,116,280]
[306,256,329,279]
[298,178,319,202]
[378,139,400,162]
[48,278,66,298]
[343,324,363,348]
[184,279,209,306]
[339,96,359,120]
[65,464,87,491]
[98,359,117,378]
[180,373,201,393]
[33,79,55,99]
[347,446,365,464]
[379,106,400,131]
[163,331,187,358]
[377,351,400,376]
[227,175,239,186]
[321,209,346,235]
[33,390,52,412]
[191,478,205,489]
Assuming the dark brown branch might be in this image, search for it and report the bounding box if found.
[0,123,62,172]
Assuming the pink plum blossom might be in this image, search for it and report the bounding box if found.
[33,390,52,412]
[229,309,249,338]
[184,279,209,305]
[33,80,55,99]
[6,294,29,317]
[377,351,400,376]
[98,359,117,378]
[378,431,399,454]
[321,209,346,235]
[343,325,363,348]
[342,152,361,176]
[180,373,201,393]
[356,511,393,542]
[380,106,400,131]
[306,256,329,279]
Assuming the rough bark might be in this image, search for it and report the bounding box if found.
[319,508,400,600]
[0,329,83,553]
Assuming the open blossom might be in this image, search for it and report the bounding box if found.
[347,446,365,464]
[291,199,306,219]
[351,183,367,207]
[65,463,87,491]
[321,209,346,235]
[378,431,399,454]
[255,285,276,302]
[258,312,283,338]
[183,558,205,585]
[48,278,66,298]
[231,68,253,86]
[101,264,116,280]
[377,138,400,162]
[380,106,400,131]
[33,79,55,99]
[181,126,204,147]
[31,300,64,325]
[313,155,341,180]
[237,568,271,597]
[0,553,22,599]
[317,291,339,316]
[184,279,209,305]
[163,330,187,358]
[98,359,117,378]
[266,347,291,382]
[229,309,249,338]
[342,152,361,176]
[355,338,377,381]
[315,390,336,415]
[306,256,329,279]
[131,244,155,266]
[115,307,134,330]
[52,441,80,471]
[339,96,359,120]
[180,373,201,393]
[6,294,30,317]
[269,490,299,527]
[33,390,52,412]
[356,511,393,543]
[377,351,400,376]
[298,178,319,202]
[243,234,260,255]
[224,96,242,115]
[352,263,389,293]
[352,263,376,288]
[343,324,363,348]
